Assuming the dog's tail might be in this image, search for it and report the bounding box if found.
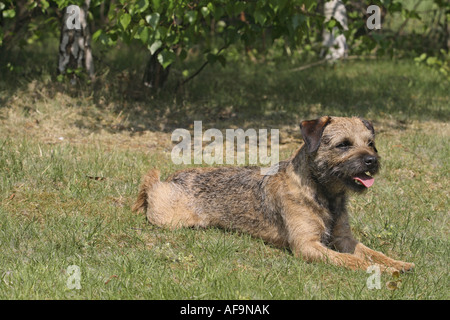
[132,169,161,213]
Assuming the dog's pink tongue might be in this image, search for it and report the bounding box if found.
[354,173,374,188]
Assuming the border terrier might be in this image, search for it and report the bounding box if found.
[133,116,414,273]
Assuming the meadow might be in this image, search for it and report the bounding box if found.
[0,41,448,299]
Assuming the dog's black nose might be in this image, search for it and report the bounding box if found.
[364,155,377,167]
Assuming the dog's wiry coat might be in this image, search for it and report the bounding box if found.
[133,116,414,273]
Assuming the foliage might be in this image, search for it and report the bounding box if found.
[91,0,326,72]
[341,0,449,78]
[0,0,449,79]
[414,50,449,78]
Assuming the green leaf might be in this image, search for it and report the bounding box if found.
[179,49,187,61]
[327,19,336,30]
[40,0,49,11]
[206,53,226,67]
[139,27,150,45]
[216,20,226,33]
[154,26,167,40]
[207,2,215,14]
[271,0,287,13]
[292,14,300,30]
[152,0,160,11]
[371,33,385,42]
[254,9,266,25]
[92,29,103,41]
[120,13,131,30]
[149,40,162,55]
[213,6,224,20]
[225,2,233,16]
[206,53,217,64]
[146,13,160,29]
[200,6,210,18]
[408,10,421,20]
[93,30,114,46]
[217,55,226,67]
[185,11,197,24]
[135,0,149,13]
[416,53,427,62]
[2,9,16,19]
[234,2,246,15]
[27,1,37,10]
[389,2,402,13]
[157,49,176,69]
[426,56,437,65]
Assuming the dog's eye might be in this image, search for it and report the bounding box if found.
[368,141,374,147]
[336,141,351,149]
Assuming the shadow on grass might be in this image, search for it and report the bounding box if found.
[1,41,448,135]
[100,57,448,132]
[180,59,449,124]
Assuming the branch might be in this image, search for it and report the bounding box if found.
[288,55,380,73]
[176,45,228,89]
[394,0,422,39]
[178,60,209,87]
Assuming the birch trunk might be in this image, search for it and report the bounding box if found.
[322,0,349,61]
[58,0,94,83]
[143,48,170,90]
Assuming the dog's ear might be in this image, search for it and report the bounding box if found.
[300,116,331,153]
[360,118,375,136]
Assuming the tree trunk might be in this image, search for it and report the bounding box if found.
[322,0,349,61]
[143,48,170,90]
[58,0,94,83]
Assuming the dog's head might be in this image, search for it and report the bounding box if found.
[300,116,380,193]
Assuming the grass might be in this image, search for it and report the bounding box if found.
[0,42,449,299]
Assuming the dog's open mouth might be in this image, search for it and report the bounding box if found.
[352,172,374,188]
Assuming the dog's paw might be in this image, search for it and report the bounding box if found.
[371,264,398,274]
[383,266,399,274]
[399,262,415,273]
[390,261,415,273]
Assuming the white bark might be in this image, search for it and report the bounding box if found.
[58,0,94,81]
[322,0,349,61]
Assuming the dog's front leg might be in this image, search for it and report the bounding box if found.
[283,205,393,272]
[294,238,399,273]
[329,211,414,272]
[354,243,415,272]
[328,210,359,253]
[295,239,371,271]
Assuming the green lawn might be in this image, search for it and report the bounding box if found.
[0,48,448,299]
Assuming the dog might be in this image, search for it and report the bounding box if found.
[133,116,414,273]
